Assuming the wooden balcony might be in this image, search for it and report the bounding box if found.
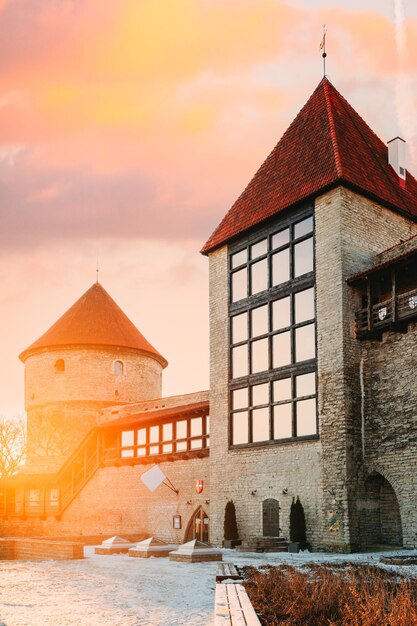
[355,289,417,339]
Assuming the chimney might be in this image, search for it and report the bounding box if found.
[387,137,406,181]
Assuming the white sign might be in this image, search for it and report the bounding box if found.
[140,465,166,493]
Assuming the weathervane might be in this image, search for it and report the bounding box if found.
[320,24,327,77]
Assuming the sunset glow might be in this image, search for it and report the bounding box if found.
[1,0,417,417]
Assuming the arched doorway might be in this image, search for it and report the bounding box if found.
[359,473,403,547]
[262,499,280,536]
[184,507,209,543]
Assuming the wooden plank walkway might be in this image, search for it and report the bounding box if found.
[216,563,241,582]
[214,583,261,625]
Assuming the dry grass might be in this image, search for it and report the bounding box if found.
[243,564,417,626]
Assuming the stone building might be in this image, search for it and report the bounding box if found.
[1,77,417,551]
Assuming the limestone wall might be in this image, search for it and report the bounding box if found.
[360,324,417,548]
[0,457,210,544]
[208,245,323,547]
[315,186,417,550]
[25,346,163,460]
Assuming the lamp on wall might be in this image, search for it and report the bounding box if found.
[282,488,288,495]
[250,490,257,496]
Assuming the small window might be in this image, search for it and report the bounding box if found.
[114,360,124,376]
[55,359,65,372]
[29,489,41,506]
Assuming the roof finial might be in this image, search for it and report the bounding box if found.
[96,256,99,284]
[320,24,327,77]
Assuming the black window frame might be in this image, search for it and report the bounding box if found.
[228,205,318,449]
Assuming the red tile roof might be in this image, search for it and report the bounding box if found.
[201,78,417,255]
[19,283,167,367]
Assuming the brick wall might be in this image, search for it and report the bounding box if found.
[0,538,83,560]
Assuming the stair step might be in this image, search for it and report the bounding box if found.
[235,536,289,553]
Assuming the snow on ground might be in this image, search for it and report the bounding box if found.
[0,547,416,626]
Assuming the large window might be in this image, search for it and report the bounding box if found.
[229,210,317,447]
[120,415,210,459]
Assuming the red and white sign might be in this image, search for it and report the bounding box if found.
[195,479,203,494]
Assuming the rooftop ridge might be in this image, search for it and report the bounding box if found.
[323,79,343,177]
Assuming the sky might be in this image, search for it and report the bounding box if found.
[1,0,417,417]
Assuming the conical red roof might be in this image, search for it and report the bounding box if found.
[201,77,417,255]
[19,283,167,366]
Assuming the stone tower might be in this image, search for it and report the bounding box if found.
[19,282,167,468]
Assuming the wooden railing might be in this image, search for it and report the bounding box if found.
[1,429,101,519]
[355,289,417,338]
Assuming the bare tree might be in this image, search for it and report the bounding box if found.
[0,416,26,478]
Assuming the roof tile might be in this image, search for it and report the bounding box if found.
[20,283,167,366]
[201,78,417,255]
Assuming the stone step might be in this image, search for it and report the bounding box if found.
[235,544,289,553]
[235,536,289,553]
[252,536,287,545]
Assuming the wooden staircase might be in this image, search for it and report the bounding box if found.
[1,429,102,519]
[53,429,101,516]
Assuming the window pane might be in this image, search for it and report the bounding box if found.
[191,439,203,449]
[251,338,268,374]
[114,361,123,375]
[250,239,267,259]
[231,249,247,268]
[232,312,248,344]
[296,373,316,397]
[137,428,146,445]
[191,417,202,437]
[162,423,173,441]
[121,448,134,458]
[150,426,159,443]
[233,388,248,410]
[272,297,290,330]
[232,344,248,378]
[295,324,315,362]
[176,441,187,452]
[250,259,268,295]
[295,288,315,323]
[294,237,314,277]
[150,445,159,455]
[252,407,270,442]
[232,268,247,302]
[252,383,269,406]
[272,228,289,249]
[121,431,134,447]
[273,378,292,402]
[294,216,313,238]
[163,443,173,453]
[272,331,291,368]
[176,420,187,439]
[272,249,290,286]
[251,305,268,337]
[137,447,146,457]
[296,398,317,436]
[233,411,249,444]
[273,404,292,439]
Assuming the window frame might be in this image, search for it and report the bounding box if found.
[119,413,210,459]
[228,205,318,449]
